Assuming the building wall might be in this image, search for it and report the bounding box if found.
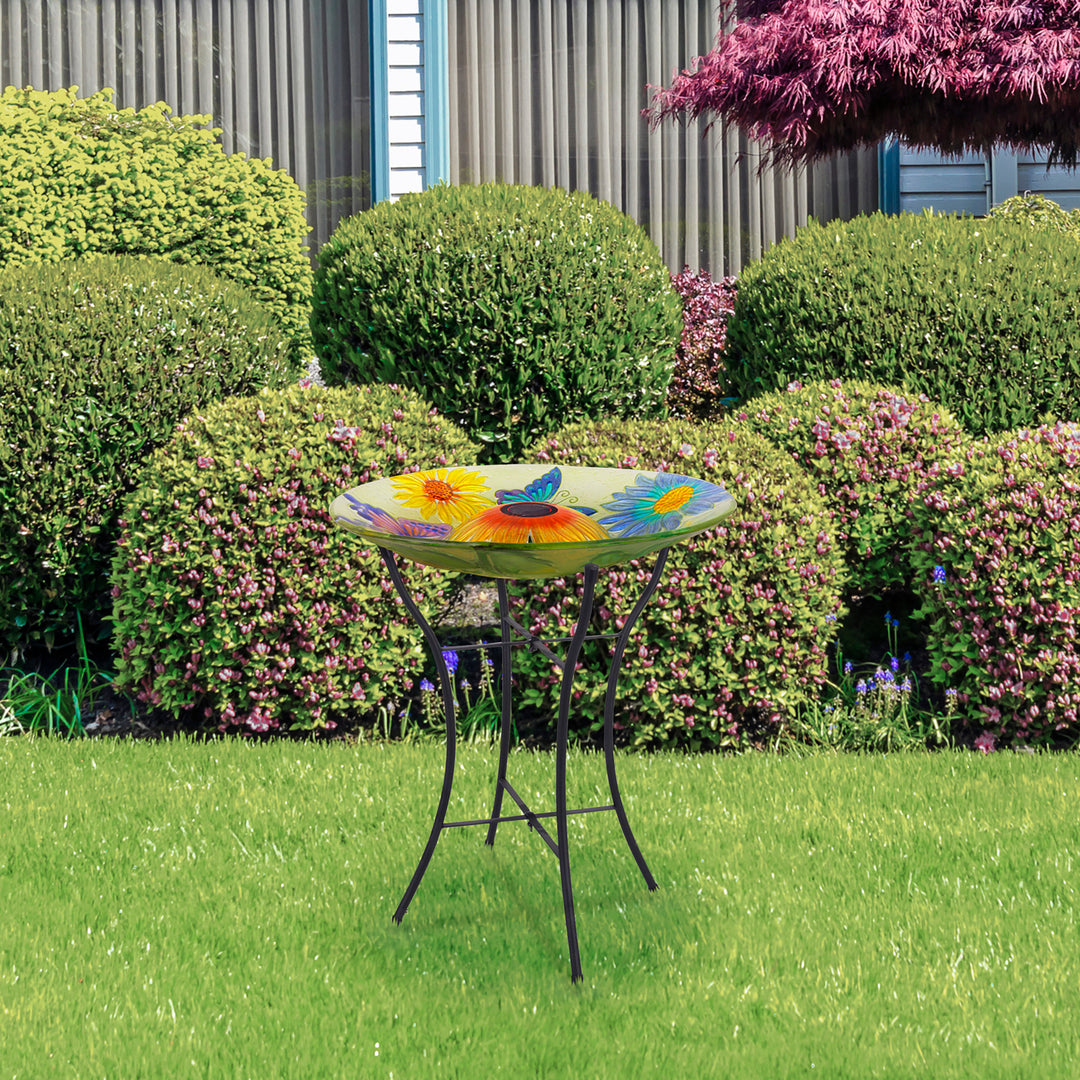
[897,146,1080,215]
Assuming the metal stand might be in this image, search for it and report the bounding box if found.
[379,546,669,983]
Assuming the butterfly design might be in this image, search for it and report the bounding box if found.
[495,466,598,516]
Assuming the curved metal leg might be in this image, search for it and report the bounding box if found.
[485,579,515,847]
[557,563,600,983]
[603,548,670,892]
[379,547,459,925]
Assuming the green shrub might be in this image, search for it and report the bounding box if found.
[735,380,970,596]
[0,255,294,651]
[907,424,1080,745]
[110,384,479,734]
[987,192,1080,237]
[724,211,1080,435]
[311,182,683,463]
[0,85,312,353]
[508,419,847,749]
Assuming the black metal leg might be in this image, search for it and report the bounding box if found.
[556,563,601,983]
[380,548,459,925]
[603,548,670,892]
[485,579,515,847]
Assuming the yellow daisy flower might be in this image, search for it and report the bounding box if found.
[390,467,495,525]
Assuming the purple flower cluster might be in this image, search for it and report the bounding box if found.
[666,267,738,421]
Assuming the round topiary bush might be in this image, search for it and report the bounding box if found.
[734,379,970,596]
[0,85,312,353]
[987,192,1080,238]
[110,384,479,734]
[310,182,683,463]
[907,423,1080,746]
[507,419,847,749]
[0,254,295,651]
[724,211,1080,435]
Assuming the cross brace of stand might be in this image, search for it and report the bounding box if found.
[378,546,670,983]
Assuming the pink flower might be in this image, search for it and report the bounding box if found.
[974,731,996,754]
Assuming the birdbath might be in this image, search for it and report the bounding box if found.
[331,463,736,982]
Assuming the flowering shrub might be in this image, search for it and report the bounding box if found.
[110,384,478,733]
[907,423,1080,745]
[667,267,738,420]
[735,380,970,596]
[510,418,847,749]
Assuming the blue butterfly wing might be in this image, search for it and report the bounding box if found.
[496,467,562,504]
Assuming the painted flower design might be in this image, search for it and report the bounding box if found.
[390,467,494,525]
[448,502,611,544]
[342,496,451,538]
[599,472,722,537]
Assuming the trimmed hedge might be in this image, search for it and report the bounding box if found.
[509,418,847,749]
[0,255,294,650]
[0,85,312,353]
[735,380,970,596]
[110,384,479,734]
[311,182,683,462]
[907,424,1080,745]
[724,211,1080,435]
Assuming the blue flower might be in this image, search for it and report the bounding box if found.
[891,618,899,628]
[903,651,912,664]
[856,679,868,694]
[442,650,459,674]
[843,660,854,675]
[420,679,435,692]
[933,565,946,584]
[884,611,891,624]
[599,472,722,537]
[890,657,900,673]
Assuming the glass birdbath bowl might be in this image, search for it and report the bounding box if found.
[330,464,736,982]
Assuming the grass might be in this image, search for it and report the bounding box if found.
[2,739,1080,1079]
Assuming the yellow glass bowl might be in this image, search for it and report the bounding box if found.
[330,463,736,579]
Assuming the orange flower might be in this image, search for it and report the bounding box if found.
[448,502,611,544]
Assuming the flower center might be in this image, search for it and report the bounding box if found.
[499,502,558,517]
[652,485,694,515]
[422,479,456,502]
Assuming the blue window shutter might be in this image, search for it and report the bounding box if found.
[424,0,450,187]
[878,138,900,214]
[369,0,390,204]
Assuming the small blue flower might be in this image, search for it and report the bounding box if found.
[891,618,899,628]
[884,611,891,624]
[825,613,836,622]
[900,678,912,693]
[442,649,459,674]
[933,565,946,584]
[856,679,868,694]
[420,679,435,692]
[843,661,854,675]
[903,651,912,664]
[824,705,834,713]
[879,668,894,684]
[890,657,900,673]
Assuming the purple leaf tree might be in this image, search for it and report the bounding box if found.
[647,0,1080,168]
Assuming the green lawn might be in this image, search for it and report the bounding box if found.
[2,738,1079,1079]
